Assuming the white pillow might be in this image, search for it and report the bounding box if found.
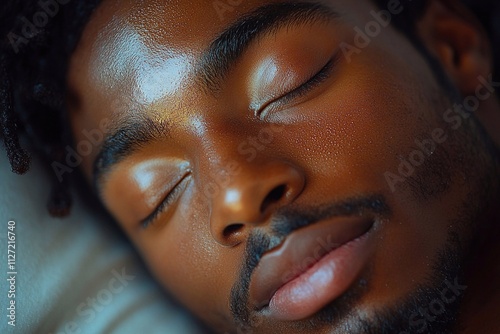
[0,145,203,334]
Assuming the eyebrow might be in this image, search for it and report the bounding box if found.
[198,1,339,93]
[93,118,169,192]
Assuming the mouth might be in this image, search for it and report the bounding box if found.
[248,215,376,321]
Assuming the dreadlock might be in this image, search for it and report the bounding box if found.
[0,0,100,216]
[0,0,498,217]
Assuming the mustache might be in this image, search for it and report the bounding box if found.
[229,194,391,327]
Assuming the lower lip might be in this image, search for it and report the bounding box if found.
[266,228,375,321]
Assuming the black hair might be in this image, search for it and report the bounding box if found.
[372,0,500,81]
[0,0,498,217]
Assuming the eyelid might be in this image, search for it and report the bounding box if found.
[256,51,340,118]
[140,172,191,229]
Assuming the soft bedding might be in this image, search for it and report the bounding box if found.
[0,146,202,334]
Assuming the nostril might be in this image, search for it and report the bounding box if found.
[260,184,287,214]
[223,223,244,239]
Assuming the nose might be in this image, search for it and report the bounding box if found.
[209,161,305,247]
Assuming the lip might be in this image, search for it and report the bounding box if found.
[248,216,375,321]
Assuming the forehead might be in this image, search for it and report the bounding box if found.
[69,0,372,86]
[73,0,303,72]
[83,0,340,48]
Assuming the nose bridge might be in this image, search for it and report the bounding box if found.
[195,116,286,174]
[194,117,266,205]
[192,114,247,167]
[194,115,269,184]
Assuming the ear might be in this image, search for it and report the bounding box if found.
[415,0,492,96]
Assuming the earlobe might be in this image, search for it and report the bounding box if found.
[415,0,492,95]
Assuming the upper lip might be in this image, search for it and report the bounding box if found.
[248,216,374,310]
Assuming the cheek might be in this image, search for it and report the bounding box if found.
[137,189,241,323]
[277,53,436,198]
[289,44,459,303]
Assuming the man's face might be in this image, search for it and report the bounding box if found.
[67,0,498,332]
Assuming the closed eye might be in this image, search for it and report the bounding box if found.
[257,51,340,118]
[140,173,190,229]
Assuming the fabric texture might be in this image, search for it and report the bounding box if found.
[0,146,202,334]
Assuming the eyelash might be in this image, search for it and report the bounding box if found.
[258,52,339,118]
[140,175,189,229]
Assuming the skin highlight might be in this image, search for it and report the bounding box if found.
[66,0,500,333]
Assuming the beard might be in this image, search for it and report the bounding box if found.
[227,74,500,334]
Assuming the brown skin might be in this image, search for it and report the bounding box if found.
[67,0,500,333]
